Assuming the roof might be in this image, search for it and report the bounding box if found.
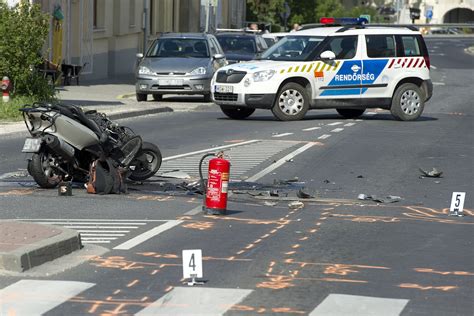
[160,33,209,39]
[291,25,420,37]
[215,32,260,38]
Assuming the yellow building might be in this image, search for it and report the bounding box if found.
[33,0,246,80]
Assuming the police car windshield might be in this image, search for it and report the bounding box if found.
[147,39,209,58]
[260,36,324,61]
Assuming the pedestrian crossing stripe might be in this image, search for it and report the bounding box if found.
[16,219,168,245]
[0,281,412,315]
[0,280,94,316]
[158,139,301,179]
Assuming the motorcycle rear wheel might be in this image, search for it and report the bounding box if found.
[128,142,162,181]
[28,151,62,188]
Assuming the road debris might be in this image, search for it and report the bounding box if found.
[288,201,304,209]
[419,167,443,178]
[358,194,402,203]
[296,188,314,199]
[160,170,192,179]
[357,175,364,178]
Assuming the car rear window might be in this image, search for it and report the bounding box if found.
[400,35,421,56]
[216,36,257,54]
[366,35,396,58]
[147,38,209,58]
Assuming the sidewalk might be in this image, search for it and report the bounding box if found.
[0,78,212,136]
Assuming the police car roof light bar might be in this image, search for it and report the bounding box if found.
[335,24,419,33]
[320,17,368,26]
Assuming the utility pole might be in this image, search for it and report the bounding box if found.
[143,0,148,54]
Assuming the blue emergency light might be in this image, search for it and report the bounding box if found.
[320,17,369,25]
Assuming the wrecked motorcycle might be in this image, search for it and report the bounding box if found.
[20,102,161,188]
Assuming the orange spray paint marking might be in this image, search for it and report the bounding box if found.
[127,279,139,288]
[88,302,101,313]
[150,269,160,275]
[257,307,267,313]
[230,305,255,311]
[299,237,309,241]
[272,307,306,314]
[414,268,474,276]
[285,251,296,255]
[324,264,359,276]
[165,286,174,292]
[182,221,214,230]
[113,289,121,295]
[141,296,149,302]
[399,283,458,291]
[291,244,300,249]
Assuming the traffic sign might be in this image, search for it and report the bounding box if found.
[425,5,433,19]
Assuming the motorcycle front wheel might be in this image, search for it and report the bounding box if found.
[128,142,162,181]
[28,151,62,188]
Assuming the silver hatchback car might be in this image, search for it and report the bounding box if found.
[135,33,227,102]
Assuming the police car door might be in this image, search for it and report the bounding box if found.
[314,35,362,107]
[361,34,397,105]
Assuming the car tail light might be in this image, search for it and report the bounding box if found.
[423,55,430,69]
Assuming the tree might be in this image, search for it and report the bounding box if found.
[314,0,346,19]
[246,0,285,27]
[0,2,52,99]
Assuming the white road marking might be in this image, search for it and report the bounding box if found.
[331,128,344,133]
[344,123,356,127]
[430,65,437,69]
[136,287,252,315]
[327,122,343,126]
[366,112,377,116]
[303,127,321,131]
[246,143,315,182]
[159,140,299,178]
[184,206,203,215]
[163,139,260,161]
[17,219,168,245]
[80,233,126,236]
[309,294,409,316]
[113,220,183,250]
[272,132,293,138]
[318,134,331,140]
[433,82,446,86]
[0,280,94,316]
[0,170,28,180]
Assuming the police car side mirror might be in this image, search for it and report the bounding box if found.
[213,54,225,60]
[136,53,144,59]
[320,50,336,60]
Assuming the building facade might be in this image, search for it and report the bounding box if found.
[32,0,246,80]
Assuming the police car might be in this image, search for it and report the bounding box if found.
[211,18,433,121]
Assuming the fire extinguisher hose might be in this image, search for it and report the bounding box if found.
[199,153,215,195]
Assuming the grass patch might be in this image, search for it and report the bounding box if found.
[0,96,36,121]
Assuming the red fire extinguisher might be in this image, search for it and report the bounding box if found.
[199,151,230,215]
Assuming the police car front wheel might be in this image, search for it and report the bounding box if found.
[272,82,310,121]
[391,83,425,121]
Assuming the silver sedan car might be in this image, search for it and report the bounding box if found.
[135,33,227,102]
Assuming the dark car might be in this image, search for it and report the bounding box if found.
[135,33,226,102]
[215,32,268,64]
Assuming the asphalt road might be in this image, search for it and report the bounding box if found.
[0,37,473,316]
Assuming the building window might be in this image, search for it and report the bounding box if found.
[130,0,136,27]
[93,0,105,30]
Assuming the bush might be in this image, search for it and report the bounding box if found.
[0,3,53,100]
[0,96,36,121]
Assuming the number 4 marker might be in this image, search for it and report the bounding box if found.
[449,192,466,217]
[182,249,204,286]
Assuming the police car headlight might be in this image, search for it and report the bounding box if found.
[189,67,207,75]
[253,70,275,82]
[138,66,153,75]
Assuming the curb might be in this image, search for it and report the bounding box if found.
[117,92,135,99]
[107,106,173,120]
[0,221,82,272]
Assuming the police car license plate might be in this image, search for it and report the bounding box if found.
[158,79,183,86]
[215,85,233,93]
[22,138,42,153]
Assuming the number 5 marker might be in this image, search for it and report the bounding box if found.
[449,192,466,217]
